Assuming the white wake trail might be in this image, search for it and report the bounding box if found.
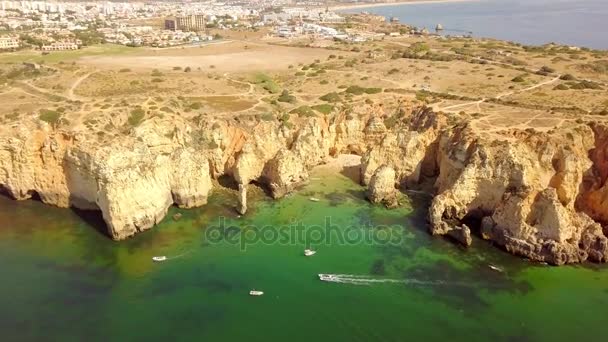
[320,274,464,287]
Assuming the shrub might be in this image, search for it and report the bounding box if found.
[254,73,281,94]
[511,76,526,83]
[173,66,182,71]
[277,90,296,103]
[290,106,317,117]
[560,74,576,81]
[387,68,400,75]
[119,68,131,73]
[311,104,333,114]
[319,92,341,102]
[540,66,556,73]
[364,87,382,94]
[553,84,569,90]
[39,109,61,126]
[128,108,145,126]
[260,112,274,121]
[152,78,164,83]
[184,66,192,72]
[345,85,366,95]
[151,69,164,77]
[415,90,430,102]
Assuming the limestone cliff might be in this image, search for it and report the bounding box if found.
[3,102,608,265]
[360,110,608,265]
[0,119,212,240]
[366,165,398,208]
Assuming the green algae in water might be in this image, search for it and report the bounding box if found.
[0,170,607,341]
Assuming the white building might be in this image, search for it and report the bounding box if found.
[41,39,81,51]
[0,36,19,49]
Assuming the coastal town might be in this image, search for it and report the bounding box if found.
[0,0,444,50]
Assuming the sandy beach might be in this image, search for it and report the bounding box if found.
[330,0,475,11]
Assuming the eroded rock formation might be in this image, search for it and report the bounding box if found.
[366,165,398,208]
[3,101,608,265]
[0,120,212,240]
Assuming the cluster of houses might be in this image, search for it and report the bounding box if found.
[99,26,212,48]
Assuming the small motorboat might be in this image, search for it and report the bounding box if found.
[309,197,320,202]
[249,290,264,296]
[488,264,503,272]
[152,256,167,262]
[318,274,338,282]
[304,249,316,256]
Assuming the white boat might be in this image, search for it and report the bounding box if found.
[249,290,264,296]
[309,197,320,202]
[152,256,167,262]
[488,264,503,272]
[318,274,338,281]
[304,249,316,256]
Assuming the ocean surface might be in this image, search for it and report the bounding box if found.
[1,168,607,341]
[340,0,608,50]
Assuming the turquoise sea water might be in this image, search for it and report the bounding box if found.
[340,0,608,49]
[1,169,607,341]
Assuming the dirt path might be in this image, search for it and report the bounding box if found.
[437,75,561,112]
[67,71,98,100]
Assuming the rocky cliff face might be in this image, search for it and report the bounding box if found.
[366,165,398,208]
[359,110,608,265]
[3,102,608,265]
[0,119,212,240]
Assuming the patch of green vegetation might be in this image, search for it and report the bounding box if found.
[577,60,608,74]
[567,80,603,90]
[190,102,203,110]
[253,73,281,94]
[151,69,164,77]
[415,90,430,102]
[560,74,576,81]
[0,44,136,64]
[128,107,145,126]
[384,108,408,129]
[344,85,382,95]
[277,90,296,104]
[311,104,333,115]
[39,109,61,126]
[260,112,274,121]
[319,92,341,103]
[290,105,317,118]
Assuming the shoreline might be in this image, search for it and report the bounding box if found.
[330,0,475,11]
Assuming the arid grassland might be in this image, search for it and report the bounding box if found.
[1,34,606,141]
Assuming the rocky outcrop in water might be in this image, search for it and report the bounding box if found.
[367,165,398,208]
